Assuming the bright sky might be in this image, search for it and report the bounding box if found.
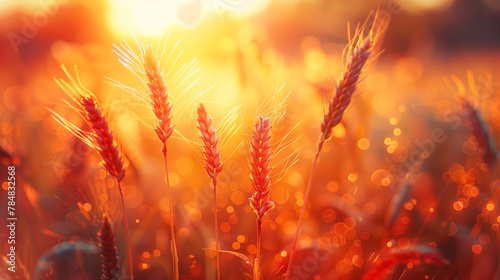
[108,0,271,35]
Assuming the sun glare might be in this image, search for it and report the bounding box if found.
[108,0,175,36]
[108,0,270,36]
[402,0,456,12]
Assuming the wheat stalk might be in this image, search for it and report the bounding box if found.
[196,103,224,280]
[98,215,120,280]
[243,86,299,280]
[450,73,500,277]
[249,115,274,280]
[49,65,133,280]
[141,43,180,280]
[114,36,183,280]
[362,247,450,280]
[285,11,387,280]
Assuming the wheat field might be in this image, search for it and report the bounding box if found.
[2,0,500,279]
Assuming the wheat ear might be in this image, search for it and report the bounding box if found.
[142,44,175,144]
[98,215,120,280]
[196,103,223,280]
[285,11,387,280]
[50,66,133,280]
[81,95,126,182]
[462,98,497,165]
[362,247,450,280]
[249,116,275,280]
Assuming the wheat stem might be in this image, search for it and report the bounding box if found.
[163,144,179,280]
[213,178,221,280]
[196,103,224,280]
[285,11,386,279]
[255,219,262,280]
[117,181,134,280]
[284,151,319,280]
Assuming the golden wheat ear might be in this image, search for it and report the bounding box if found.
[114,34,195,280]
[112,32,208,145]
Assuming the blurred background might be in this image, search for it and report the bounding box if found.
[1,0,500,279]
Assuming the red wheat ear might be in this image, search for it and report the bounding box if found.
[362,247,450,280]
[197,103,224,185]
[445,73,498,166]
[317,10,386,153]
[98,215,120,280]
[196,103,223,280]
[249,116,275,222]
[81,95,126,183]
[50,66,126,184]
